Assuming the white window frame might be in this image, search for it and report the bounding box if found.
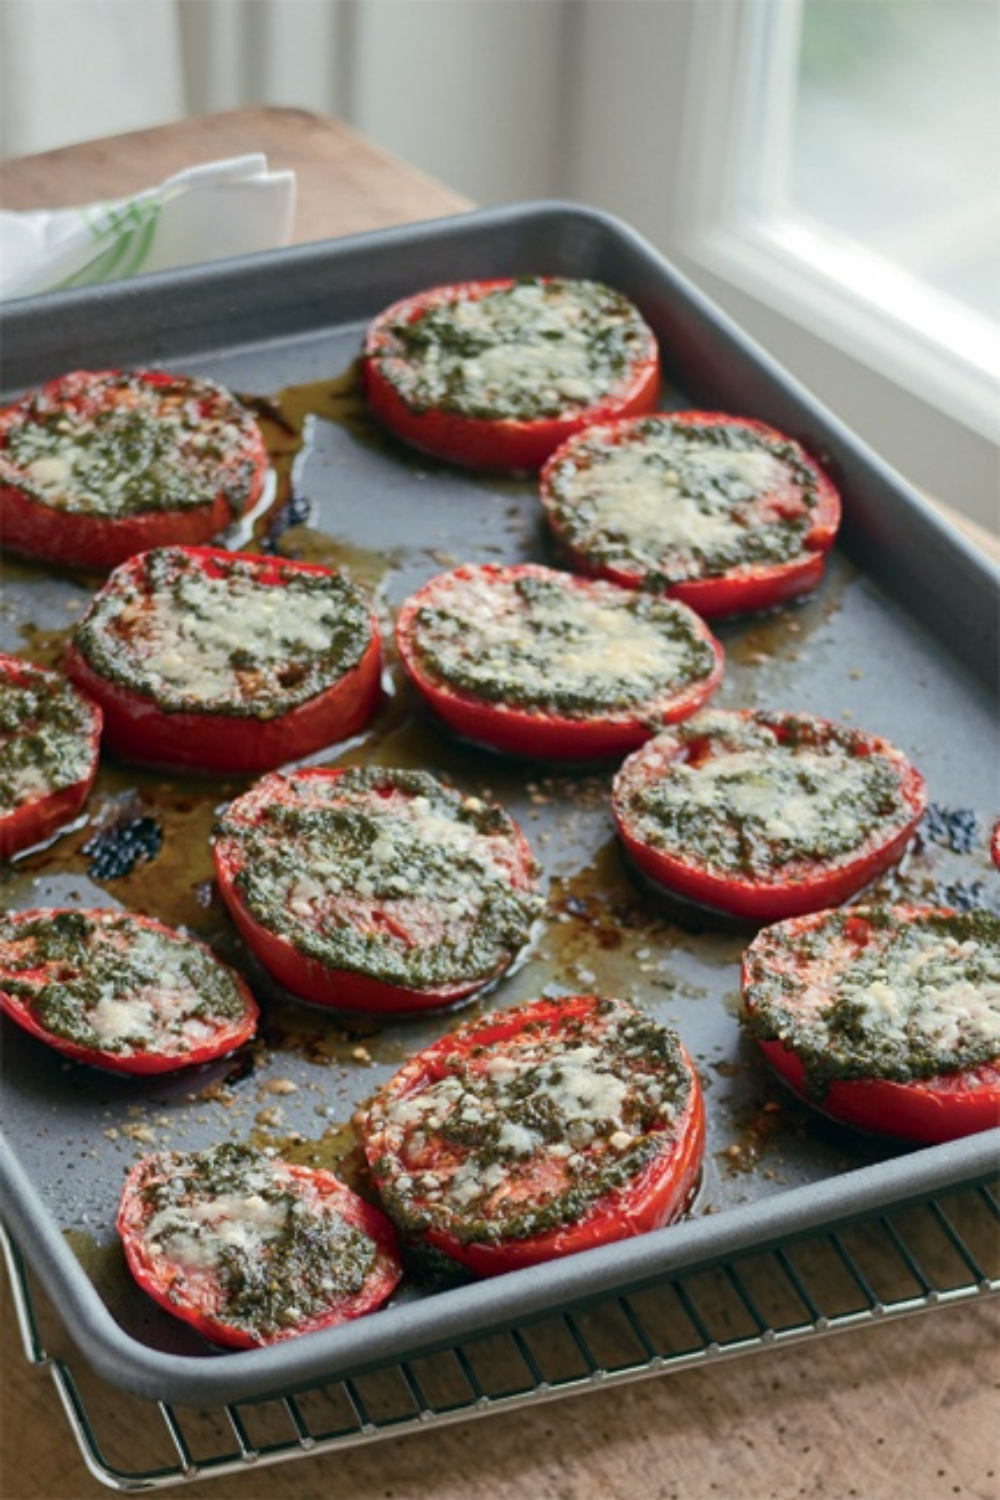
[567,0,998,530]
[675,1,999,442]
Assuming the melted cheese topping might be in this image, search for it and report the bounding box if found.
[0,910,248,1056]
[806,925,1000,1054]
[379,279,650,420]
[133,1144,381,1338]
[546,419,816,581]
[0,665,95,816]
[410,567,714,715]
[653,748,869,846]
[140,571,338,704]
[223,770,540,990]
[620,713,912,876]
[147,1178,289,1273]
[2,372,260,517]
[76,549,371,717]
[744,909,1000,1085]
[364,998,690,1238]
[65,925,234,1050]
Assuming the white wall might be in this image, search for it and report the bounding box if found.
[1,0,186,155]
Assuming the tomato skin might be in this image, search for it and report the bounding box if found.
[754,1038,1000,1144]
[540,411,842,619]
[0,370,269,573]
[741,906,1000,1143]
[362,279,660,471]
[215,880,487,1015]
[395,563,724,761]
[0,654,103,860]
[64,546,382,775]
[357,994,706,1277]
[117,1154,403,1348]
[612,711,926,923]
[0,908,258,1074]
[213,766,539,1014]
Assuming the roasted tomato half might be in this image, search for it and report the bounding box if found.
[362,277,660,471]
[0,653,102,859]
[212,766,541,1013]
[0,369,269,572]
[395,562,724,761]
[356,993,705,1276]
[741,905,1000,1143]
[64,545,381,774]
[612,709,926,923]
[118,1142,403,1348]
[0,908,258,1074]
[540,411,841,618]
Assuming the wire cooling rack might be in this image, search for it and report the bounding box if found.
[4,1173,999,1493]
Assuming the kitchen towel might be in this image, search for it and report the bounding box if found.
[0,154,296,301]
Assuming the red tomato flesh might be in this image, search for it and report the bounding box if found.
[212,765,541,1014]
[540,411,841,618]
[118,1143,403,1348]
[64,545,381,774]
[741,905,1000,1143]
[612,709,926,923]
[0,908,258,1074]
[0,653,102,859]
[395,562,724,761]
[363,278,660,471]
[0,369,269,572]
[356,993,706,1276]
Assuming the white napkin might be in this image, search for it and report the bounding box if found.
[0,154,297,301]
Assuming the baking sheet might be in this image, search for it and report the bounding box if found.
[1,203,997,1405]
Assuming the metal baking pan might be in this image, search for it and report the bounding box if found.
[1,202,997,1407]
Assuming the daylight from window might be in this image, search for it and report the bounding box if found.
[792,0,999,322]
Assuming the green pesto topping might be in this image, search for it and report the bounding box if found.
[742,907,1000,1092]
[545,416,820,584]
[2,371,261,518]
[619,711,912,877]
[216,767,541,990]
[410,567,717,717]
[75,547,372,719]
[137,1143,377,1338]
[377,278,651,421]
[0,664,95,815]
[366,996,692,1244]
[0,909,247,1054]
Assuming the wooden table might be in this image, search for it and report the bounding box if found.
[1,108,997,1500]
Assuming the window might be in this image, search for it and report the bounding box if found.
[567,0,998,529]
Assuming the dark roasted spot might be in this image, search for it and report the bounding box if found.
[260,491,314,552]
[920,803,981,855]
[84,816,164,880]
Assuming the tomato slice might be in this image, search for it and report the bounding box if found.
[64,545,382,774]
[540,411,842,618]
[741,905,1000,1143]
[212,765,541,1013]
[0,369,269,572]
[356,993,705,1276]
[395,562,724,761]
[612,709,926,922]
[362,277,660,471]
[0,908,258,1074]
[118,1142,403,1348]
[0,653,102,859]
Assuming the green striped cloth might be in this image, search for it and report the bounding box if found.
[0,155,296,301]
